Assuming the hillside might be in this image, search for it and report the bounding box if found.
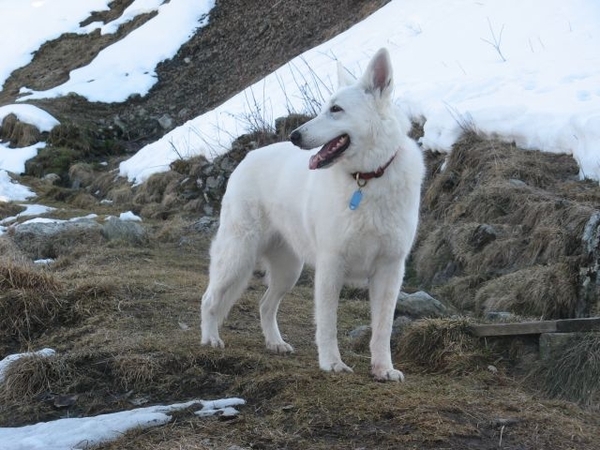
[1,1,600,449]
[0,0,388,151]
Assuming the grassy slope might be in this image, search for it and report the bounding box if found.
[1,221,599,449]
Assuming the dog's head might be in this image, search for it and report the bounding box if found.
[289,48,397,172]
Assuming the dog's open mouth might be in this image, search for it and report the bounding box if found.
[308,134,350,170]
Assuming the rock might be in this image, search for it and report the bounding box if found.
[392,315,413,336]
[42,173,61,185]
[348,325,370,340]
[113,115,127,134]
[102,217,148,245]
[177,108,190,119]
[431,261,461,286]
[508,178,527,188]
[192,216,219,233]
[11,219,104,259]
[274,114,311,138]
[470,224,497,250]
[395,291,450,319]
[484,311,515,322]
[348,325,370,352]
[158,114,174,130]
[579,211,600,316]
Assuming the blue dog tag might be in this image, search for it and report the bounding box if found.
[349,189,363,210]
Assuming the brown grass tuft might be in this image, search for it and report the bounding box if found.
[395,318,491,374]
[0,237,31,265]
[111,353,161,390]
[475,263,578,319]
[0,290,64,344]
[0,113,41,147]
[0,263,113,345]
[532,333,600,407]
[133,171,183,206]
[0,263,61,291]
[416,133,600,317]
[0,353,73,402]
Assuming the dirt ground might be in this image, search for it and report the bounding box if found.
[1,220,599,450]
[1,1,600,449]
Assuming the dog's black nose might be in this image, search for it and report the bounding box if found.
[289,130,302,146]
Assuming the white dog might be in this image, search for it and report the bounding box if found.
[201,48,424,381]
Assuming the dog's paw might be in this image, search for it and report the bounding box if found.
[321,361,354,374]
[372,367,405,382]
[201,336,225,348]
[266,341,294,354]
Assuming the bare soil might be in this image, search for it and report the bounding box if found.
[2,223,600,450]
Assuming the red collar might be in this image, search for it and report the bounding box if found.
[351,152,397,181]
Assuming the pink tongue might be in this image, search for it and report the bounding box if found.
[309,154,322,170]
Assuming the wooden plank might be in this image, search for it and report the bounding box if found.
[470,321,557,337]
[556,317,600,332]
[470,317,600,337]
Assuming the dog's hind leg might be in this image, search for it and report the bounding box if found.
[259,240,303,353]
[369,258,405,382]
[201,228,259,348]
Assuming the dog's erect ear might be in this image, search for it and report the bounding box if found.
[337,61,355,88]
[361,48,393,98]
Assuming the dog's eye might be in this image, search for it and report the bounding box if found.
[329,105,343,113]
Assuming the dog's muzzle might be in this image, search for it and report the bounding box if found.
[290,130,302,147]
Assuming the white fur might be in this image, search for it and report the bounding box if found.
[201,48,425,381]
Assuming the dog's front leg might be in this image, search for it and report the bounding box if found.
[369,259,405,382]
[314,258,353,374]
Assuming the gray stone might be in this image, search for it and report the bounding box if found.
[14,219,102,238]
[157,114,174,130]
[509,178,527,187]
[396,291,449,319]
[42,173,61,185]
[484,311,515,322]
[102,218,148,245]
[11,219,105,259]
[348,325,370,340]
[579,211,600,316]
[470,224,497,250]
[392,315,413,336]
[206,175,223,189]
[193,216,219,233]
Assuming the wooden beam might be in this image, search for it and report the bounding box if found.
[470,317,600,337]
[470,320,557,337]
[556,317,600,332]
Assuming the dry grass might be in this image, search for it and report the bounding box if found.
[0,113,41,147]
[1,131,600,447]
[0,201,25,220]
[0,263,64,346]
[416,133,600,318]
[0,220,599,449]
[532,333,600,408]
[0,237,30,266]
[0,353,73,402]
[395,318,492,374]
[475,263,578,318]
